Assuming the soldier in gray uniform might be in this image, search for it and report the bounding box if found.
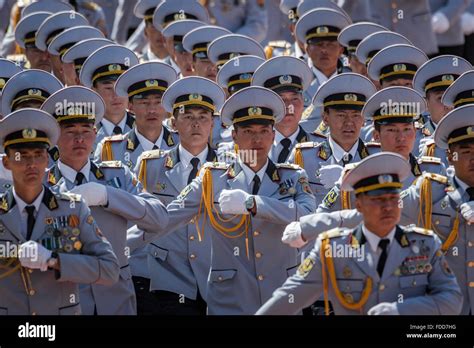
[79,44,139,149]
[13,11,53,71]
[413,55,472,166]
[137,86,316,314]
[256,152,462,315]
[35,11,90,84]
[318,86,446,214]
[0,108,119,315]
[41,86,169,315]
[288,73,378,205]
[134,0,171,64]
[61,37,112,86]
[251,56,324,163]
[128,76,225,315]
[294,7,352,134]
[216,55,265,97]
[0,58,22,105]
[95,62,179,169]
[337,22,387,77]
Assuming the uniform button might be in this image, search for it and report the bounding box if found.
[190,254,196,260]
[412,280,417,286]
[379,284,385,291]
[469,282,474,288]
[468,262,474,267]
[254,231,260,236]
[393,18,398,24]
[29,289,35,296]
[435,220,440,225]
[31,312,37,316]
[258,274,264,281]
[469,241,474,247]
[154,252,159,257]
[255,252,262,259]
[28,269,33,274]
[189,235,195,241]
[217,276,223,282]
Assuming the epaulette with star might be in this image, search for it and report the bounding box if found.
[103,134,126,142]
[202,162,229,170]
[418,156,441,165]
[422,172,448,185]
[267,40,292,49]
[58,192,81,202]
[365,141,381,148]
[99,160,123,168]
[295,141,318,150]
[318,228,347,241]
[403,225,434,237]
[276,163,301,170]
[141,149,166,160]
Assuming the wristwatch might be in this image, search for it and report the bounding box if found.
[245,195,255,211]
[47,251,59,269]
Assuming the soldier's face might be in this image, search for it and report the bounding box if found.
[174,50,194,77]
[381,78,413,89]
[232,124,275,162]
[93,81,128,117]
[323,108,363,148]
[193,58,218,81]
[25,47,51,72]
[144,23,167,55]
[448,142,474,186]
[306,40,343,72]
[172,107,213,149]
[277,91,304,129]
[57,123,96,164]
[129,94,167,130]
[50,55,66,84]
[355,193,401,235]
[374,123,416,159]
[62,62,81,86]
[3,147,49,187]
[426,90,452,124]
[349,56,367,76]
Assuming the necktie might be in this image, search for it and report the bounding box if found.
[113,126,122,135]
[252,175,261,195]
[187,158,200,185]
[75,172,86,186]
[377,239,390,277]
[25,205,36,240]
[467,187,474,201]
[342,153,353,166]
[277,138,292,163]
[152,145,159,150]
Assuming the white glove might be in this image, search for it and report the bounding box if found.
[282,221,307,248]
[19,241,52,272]
[418,137,435,156]
[218,189,251,215]
[460,202,474,224]
[461,12,474,35]
[431,12,450,34]
[70,182,108,206]
[318,164,343,189]
[367,302,399,315]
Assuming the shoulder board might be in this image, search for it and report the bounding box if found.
[276,163,300,170]
[268,40,291,49]
[141,149,166,160]
[81,1,99,10]
[99,160,123,168]
[405,226,434,237]
[295,141,317,149]
[365,141,381,147]
[318,228,346,240]
[419,156,441,165]
[104,134,125,142]
[202,162,228,170]
[59,192,81,202]
[422,172,448,185]
[311,130,327,138]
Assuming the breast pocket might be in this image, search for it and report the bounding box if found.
[58,303,81,315]
[336,279,366,303]
[431,213,454,237]
[149,244,168,262]
[209,269,237,300]
[399,274,429,297]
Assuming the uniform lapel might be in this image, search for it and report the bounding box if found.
[349,226,378,281]
[164,148,186,192]
[0,189,24,242]
[31,187,59,242]
[227,160,248,192]
[381,226,411,280]
[446,180,467,210]
[258,160,280,197]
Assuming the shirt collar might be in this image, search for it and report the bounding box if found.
[238,157,269,186]
[13,186,45,214]
[101,112,128,136]
[135,128,164,151]
[362,224,396,253]
[310,61,337,85]
[454,176,471,195]
[178,145,209,169]
[328,135,359,163]
[146,47,169,63]
[274,128,300,147]
[58,160,91,184]
[294,43,306,60]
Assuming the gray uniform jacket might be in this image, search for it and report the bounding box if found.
[0,186,119,315]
